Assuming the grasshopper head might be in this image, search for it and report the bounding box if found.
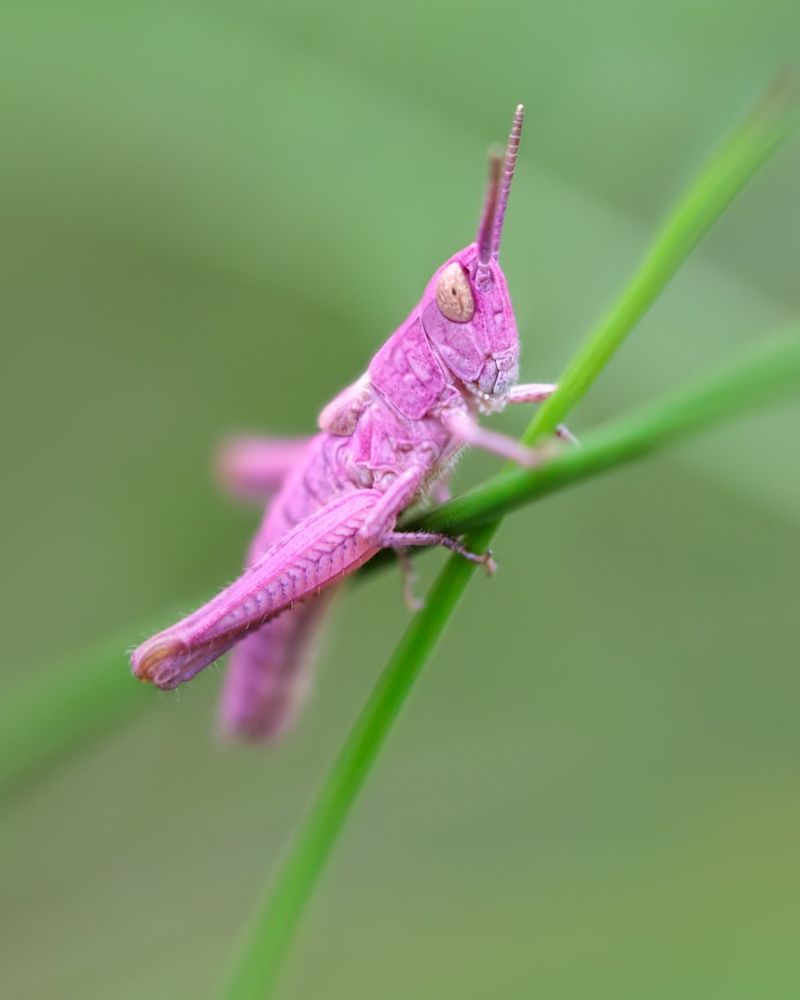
[421,105,524,411]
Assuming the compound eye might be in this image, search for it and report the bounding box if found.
[435,262,474,323]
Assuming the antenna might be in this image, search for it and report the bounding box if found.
[475,152,502,285]
[491,104,524,260]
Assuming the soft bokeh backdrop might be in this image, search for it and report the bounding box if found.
[1,2,798,997]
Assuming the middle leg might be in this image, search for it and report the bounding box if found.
[358,463,497,574]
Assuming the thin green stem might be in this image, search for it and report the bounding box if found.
[222,553,477,998]
[526,72,799,442]
[221,80,798,999]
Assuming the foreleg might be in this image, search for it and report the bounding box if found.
[216,436,312,500]
[442,409,546,468]
[506,383,577,444]
[506,382,557,403]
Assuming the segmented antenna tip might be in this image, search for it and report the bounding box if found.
[491,104,524,260]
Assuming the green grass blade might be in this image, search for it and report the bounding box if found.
[221,552,477,999]
[525,73,799,444]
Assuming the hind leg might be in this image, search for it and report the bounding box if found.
[215,436,312,501]
[219,590,337,742]
[131,489,384,690]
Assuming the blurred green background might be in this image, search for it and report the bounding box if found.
[1,1,799,997]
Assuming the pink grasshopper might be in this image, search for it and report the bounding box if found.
[132,105,569,740]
